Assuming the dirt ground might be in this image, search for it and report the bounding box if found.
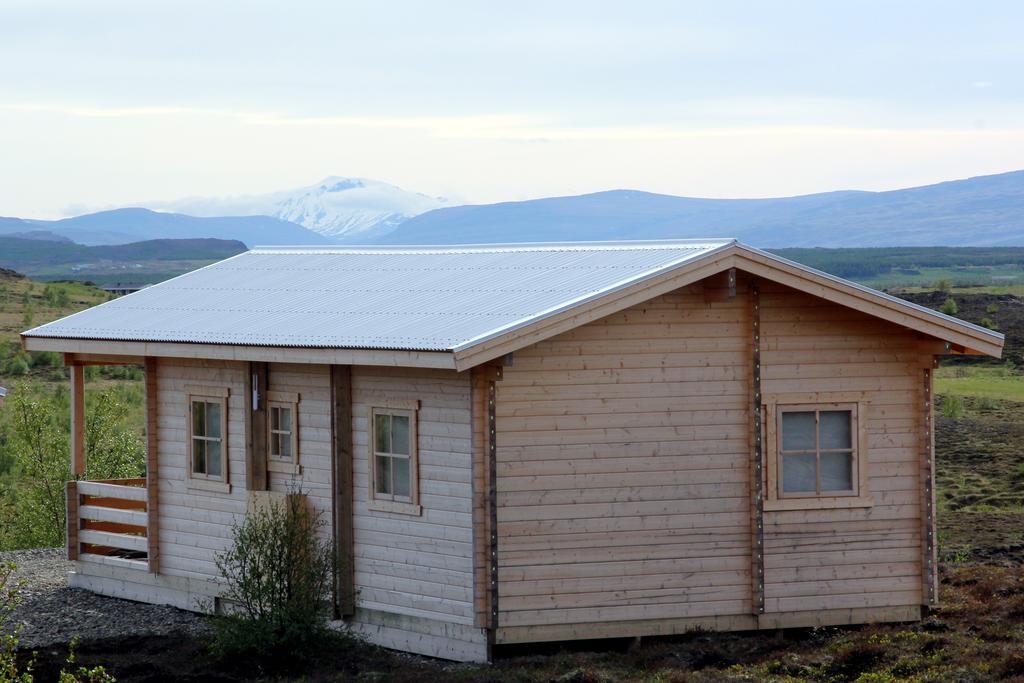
[20,564,1024,682]
[936,397,1024,565]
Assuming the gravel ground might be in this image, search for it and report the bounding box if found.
[0,547,211,648]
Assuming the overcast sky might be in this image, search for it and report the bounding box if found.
[2,0,1023,218]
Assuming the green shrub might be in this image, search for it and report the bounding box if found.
[935,279,953,293]
[979,316,996,329]
[985,303,999,314]
[98,365,143,381]
[1,382,145,550]
[2,355,30,377]
[28,351,62,369]
[940,298,958,316]
[212,491,335,659]
[941,394,964,419]
[976,395,1000,412]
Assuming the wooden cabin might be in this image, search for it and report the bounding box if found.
[21,240,1003,662]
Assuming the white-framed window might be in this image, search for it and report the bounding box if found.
[267,390,300,475]
[778,404,857,497]
[368,401,420,515]
[186,385,230,493]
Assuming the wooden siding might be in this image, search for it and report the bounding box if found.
[759,281,926,613]
[265,364,334,544]
[351,367,478,628]
[494,275,930,632]
[495,283,753,628]
[155,359,249,582]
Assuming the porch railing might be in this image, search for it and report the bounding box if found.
[66,478,150,571]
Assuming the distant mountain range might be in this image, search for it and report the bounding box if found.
[0,209,330,246]
[383,170,1024,247]
[0,236,246,269]
[0,235,248,285]
[153,176,449,241]
[4,170,1024,248]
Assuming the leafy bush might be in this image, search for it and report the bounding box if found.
[42,285,70,309]
[940,297,958,316]
[97,365,143,381]
[980,316,996,330]
[2,355,30,377]
[0,382,145,550]
[941,394,964,419]
[212,491,335,659]
[976,395,1000,412]
[28,352,62,369]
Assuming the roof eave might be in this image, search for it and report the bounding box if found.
[20,335,458,370]
[730,244,1004,359]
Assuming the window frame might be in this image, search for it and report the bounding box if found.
[765,398,872,511]
[368,400,421,516]
[777,403,858,498]
[186,385,230,494]
[266,390,301,476]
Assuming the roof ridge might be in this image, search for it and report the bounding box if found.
[250,238,737,254]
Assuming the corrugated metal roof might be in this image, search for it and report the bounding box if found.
[23,240,736,351]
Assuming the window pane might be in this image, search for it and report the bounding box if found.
[193,401,205,437]
[820,410,852,450]
[270,432,280,457]
[207,440,222,477]
[392,415,410,455]
[821,451,853,491]
[782,453,817,493]
[393,457,411,498]
[193,438,206,474]
[279,433,291,459]
[374,414,391,453]
[280,407,292,432]
[375,455,392,494]
[206,402,222,439]
[270,407,280,432]
[781,412,816,451]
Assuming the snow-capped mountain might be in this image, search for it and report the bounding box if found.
[156,177,452,241]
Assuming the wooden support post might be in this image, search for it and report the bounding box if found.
[331,365,355,617]
[246,362,269,492]
[471,363,503,660]
[922,364,938,606]
[65,480,79,561]
[749,282,766,616]
[703,267,738,303]
[70,363,86,476]
[471,369,488,630]
[145,357,160,574]
[487,374,500,655]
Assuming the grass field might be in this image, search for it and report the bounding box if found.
[863,265,1024,291]
[26,260,221,286]
[936,365,1024,402]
